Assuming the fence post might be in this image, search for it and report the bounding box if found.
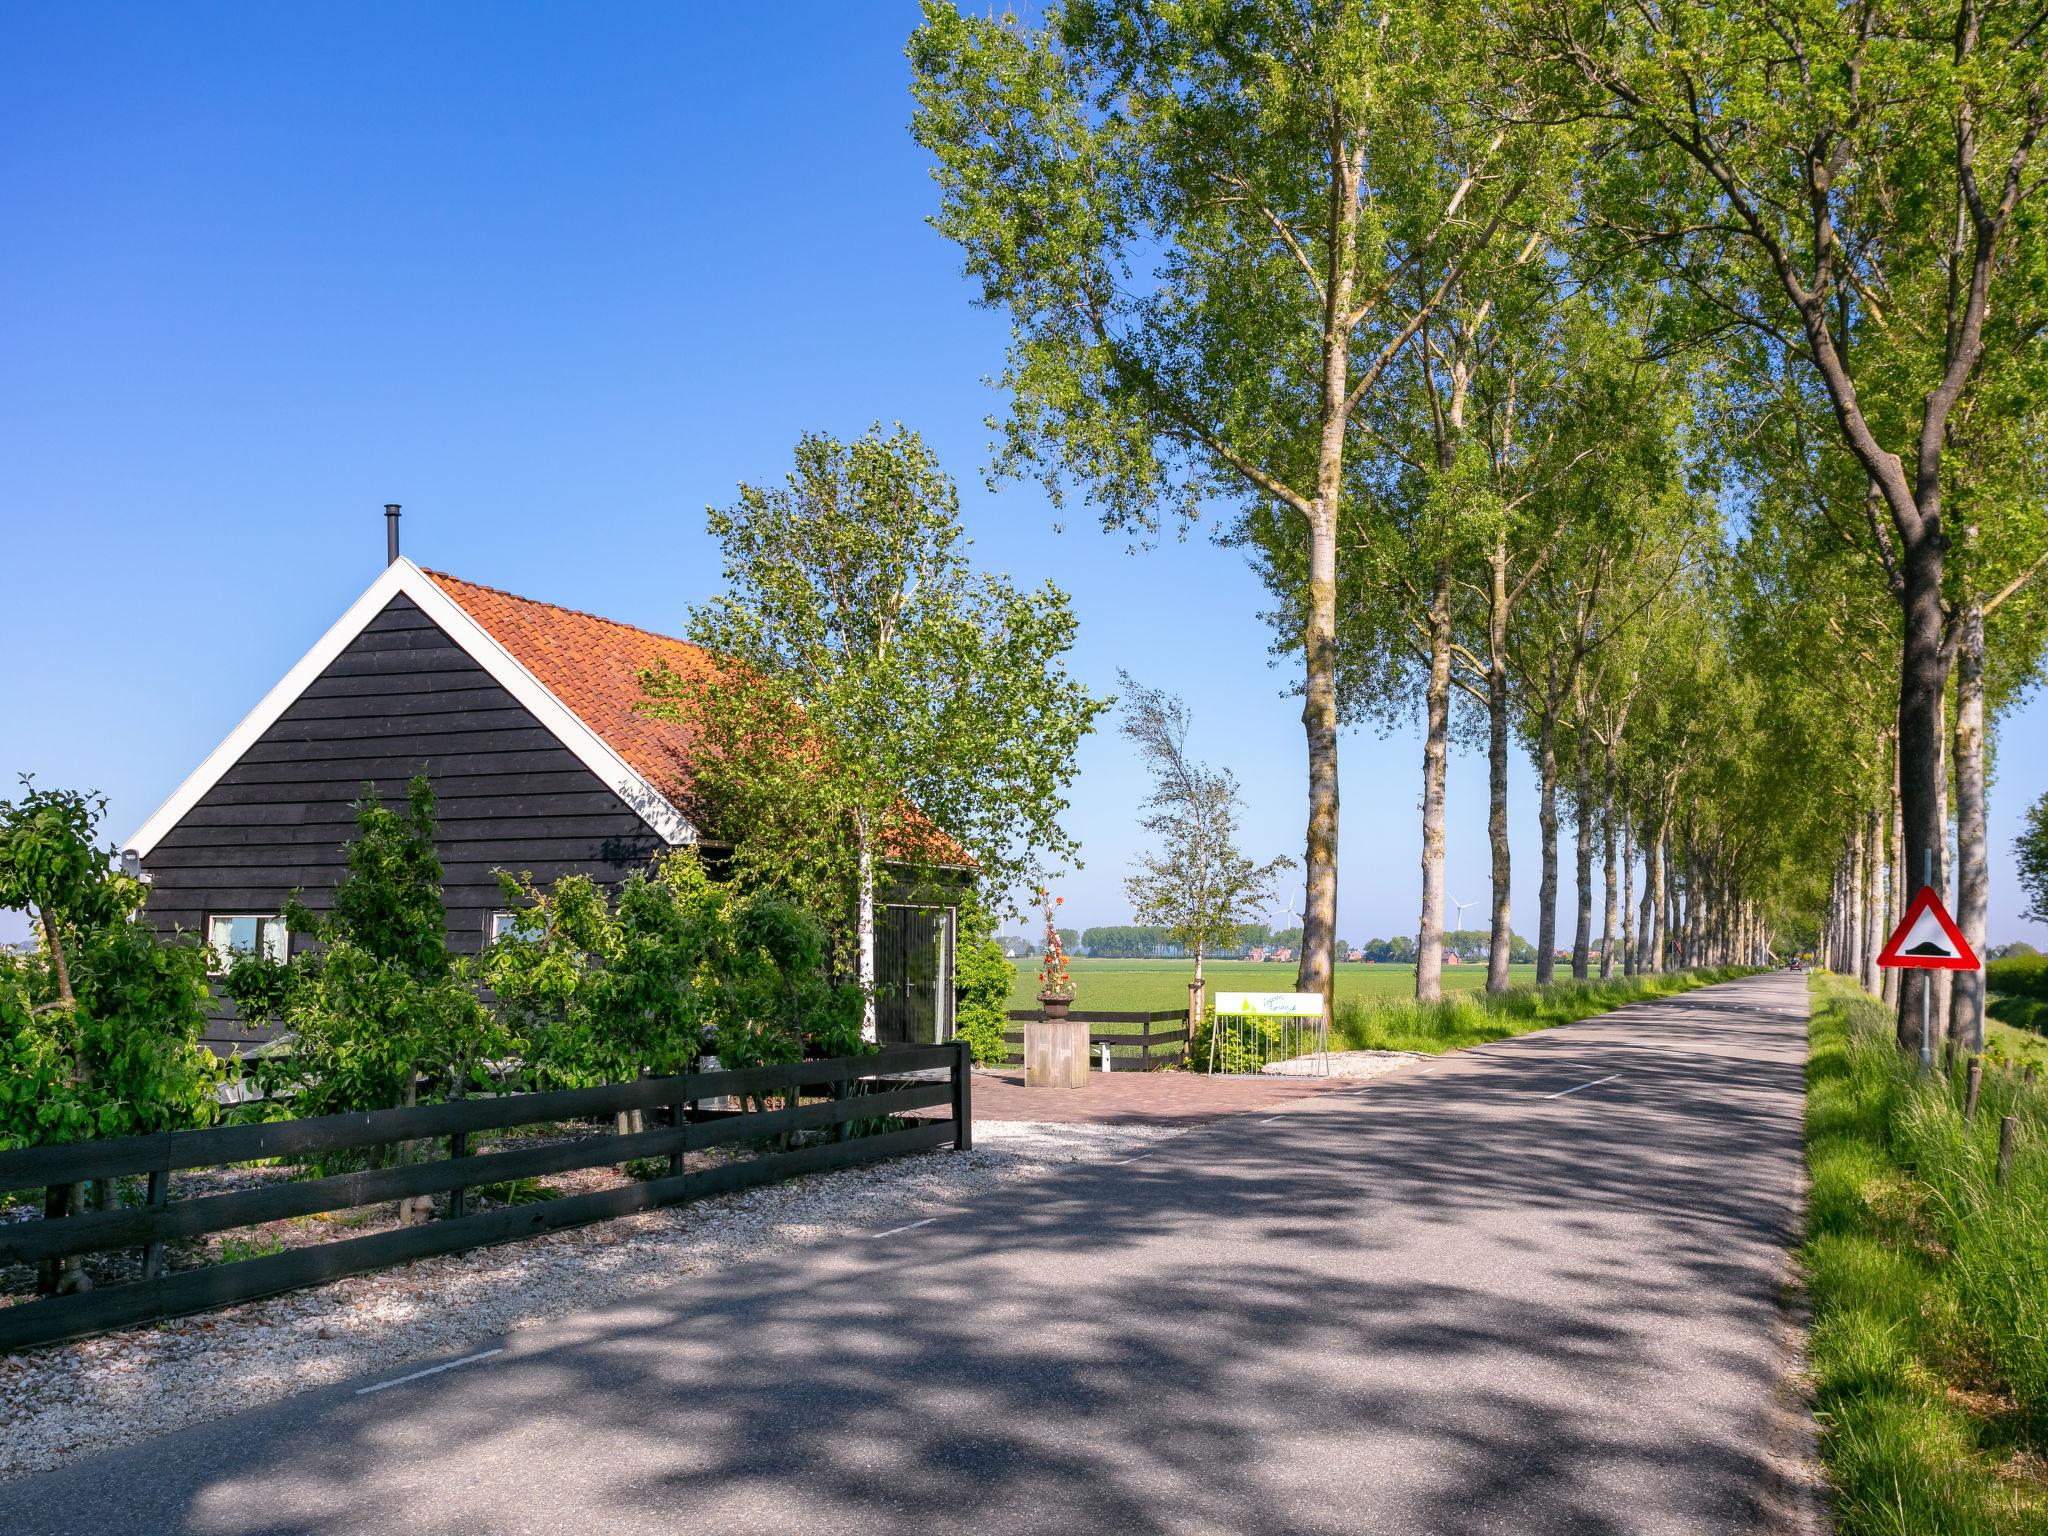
[1965,1057,1984,1124]
[141,1166,170,1281]
[446,1131,470,1220]
[671,1077,693,1177]
[1997,1115,2019,1188]
[953,1038,973,1152]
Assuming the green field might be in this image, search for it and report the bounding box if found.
[1004,956,1542,1013]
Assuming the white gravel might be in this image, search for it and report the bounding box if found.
[1261,1049,1431,1079]
[0,1117,1181,1483]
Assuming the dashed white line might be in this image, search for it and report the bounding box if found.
[1545,1073,1621,1101]
[870,1218,937,1239]
[1112,1155,1153,1166]
[356,1348,503,1395]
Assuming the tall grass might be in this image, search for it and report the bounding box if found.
[1325,966,1754,1055]
[1803,973,2048,1534]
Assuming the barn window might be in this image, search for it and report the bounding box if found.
[206,914,288,971]
[486,911,530,944]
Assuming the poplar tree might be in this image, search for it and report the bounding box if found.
[910,0,1542,1016]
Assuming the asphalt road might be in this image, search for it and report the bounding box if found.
[1,971,1812,1535]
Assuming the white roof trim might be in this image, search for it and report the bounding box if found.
[125,559,697,857]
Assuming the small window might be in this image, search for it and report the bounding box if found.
[207,914,288,972]
[485,911,526,944]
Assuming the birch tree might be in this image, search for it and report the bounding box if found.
[645,425,1106,1040]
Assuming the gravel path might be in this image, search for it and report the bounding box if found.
[1261,1048,1429,1079]
[0,1118,1180,1482]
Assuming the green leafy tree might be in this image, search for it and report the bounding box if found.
[1118,674,1293,1010]
[223,777,512,1125]
[1525,0,2048,991]
[0,781,222,1291]
[642,423,1106,1040]
[2019,792,2048,929]
[911,0,1547,1013]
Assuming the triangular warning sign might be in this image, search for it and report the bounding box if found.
[1877,886,1980,970]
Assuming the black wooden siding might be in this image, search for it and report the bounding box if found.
[140,593,669,1047]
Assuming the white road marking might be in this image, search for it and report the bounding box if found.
[1256,1116,1286,1125]
[870,1218,937,1239]
[1113,1155,1152,1165]
[356,1348,503,1395]
[1545,1073,1621,1101]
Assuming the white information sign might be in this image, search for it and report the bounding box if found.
[1214,991,1325,1017]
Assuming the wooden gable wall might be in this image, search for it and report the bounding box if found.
[139,593,668,1044]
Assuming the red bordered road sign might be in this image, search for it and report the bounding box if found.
[1876,885,1980,970]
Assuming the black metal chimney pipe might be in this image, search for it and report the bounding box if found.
[384,504,401,565]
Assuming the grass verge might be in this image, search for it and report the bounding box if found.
[1803,972,2048,1534]
[1326,965,1755,1055]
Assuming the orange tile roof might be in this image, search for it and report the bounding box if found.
[423,567,969,870]
[423,569,717,833]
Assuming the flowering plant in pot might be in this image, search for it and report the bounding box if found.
[1035,888,1075,1017]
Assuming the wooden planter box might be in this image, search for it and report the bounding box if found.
[1023,1015,1090,1088]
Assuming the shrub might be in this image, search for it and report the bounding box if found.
[952,909,1015,1066]
[487,851,863,1080]
[0,782,225,1151]
[1986,952,2048,1003]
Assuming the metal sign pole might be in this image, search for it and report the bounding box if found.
[1919,849,1933,1071]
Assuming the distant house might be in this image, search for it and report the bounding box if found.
[1269,946,1294,964]
[126,529,960,1053]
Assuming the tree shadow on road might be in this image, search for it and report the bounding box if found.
[0,977,1809,1536]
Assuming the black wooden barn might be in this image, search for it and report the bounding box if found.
[124,535,959,1052]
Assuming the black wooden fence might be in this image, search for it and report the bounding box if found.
[1000,1010,1188,1071]
[0,1041,970,1353]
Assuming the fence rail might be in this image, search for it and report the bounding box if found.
[1000,1009,1188,1071]
[0,1042,970,1353]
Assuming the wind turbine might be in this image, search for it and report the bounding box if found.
[1447,895,1481,936]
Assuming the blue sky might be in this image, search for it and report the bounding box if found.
[4,3,2044,951]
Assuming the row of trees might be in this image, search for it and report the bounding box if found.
[910,0,2048,1013]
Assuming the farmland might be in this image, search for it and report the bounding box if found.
[1003,956,1542,1013]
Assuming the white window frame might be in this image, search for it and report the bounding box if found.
[206,913,289,973]
[485,910,524,945]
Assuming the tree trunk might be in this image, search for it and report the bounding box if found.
[1599,745,1618,980]
[1295,145,1362,1032]
[396,1073,430,1226]
[1950,601,1988,1054]
[1846,819,1865,983]
[1896,522,1950,1048]
[1883,753,1904,1008]
[1934,698,1954,1047]
[1622,814,1637,978]
[1572,758,1593,982]
[1862,803,1884,996]
[1485,550,1513,995]
[856,815,878,1043]
[1536,704,1560,986]
[1415,562,1453,1003]
[1645,816,1666,972]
